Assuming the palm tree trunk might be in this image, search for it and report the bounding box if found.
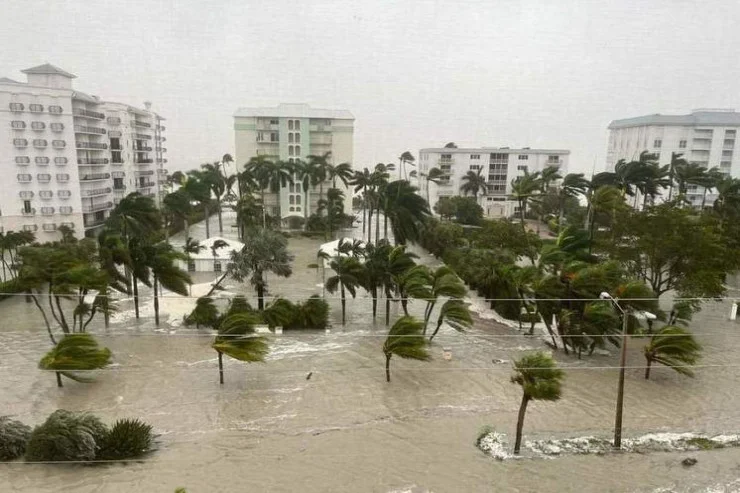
[56,372,63,388]
[153,274,160,326]
[367,208,373,243]
[385,353,392,382]
[519,199,527,231]
[385,295,390,326]
[340,284,346,325]
[217,197,223,233]
[423,301,436,334]
[430,321,442,342]
[218,351,224,384]
[701,188,708,209]
[257,284,265,311]
[204,205,210,239]
[514,394,530,454]
[372,288,377,319]
[375,204,380,243]
[184,219,190,244]
[133,278,140,319]
[362,201,367,238]
[645,358,652,380]
[401,297,409,316]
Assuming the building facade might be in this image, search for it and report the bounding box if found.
[607,109,740,207]
[418,147,569,218]
[233,103,354,222]
[0,64,167,239]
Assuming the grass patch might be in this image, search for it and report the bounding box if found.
[685,437,724,450]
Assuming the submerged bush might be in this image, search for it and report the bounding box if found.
[25,410,108,462]
[0,417,32,461]
[294,296,330,330]
[98,418,154,460]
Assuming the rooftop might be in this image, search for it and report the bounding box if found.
[609,109,740,129]
[234,103,354,120]
[420,147,570,155]
[21,63,76,79]
[0,77,22,85]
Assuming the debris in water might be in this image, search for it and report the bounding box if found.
[306,372,313,380]
[682,457,698,467]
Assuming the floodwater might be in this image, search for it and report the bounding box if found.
[2,212,740,492]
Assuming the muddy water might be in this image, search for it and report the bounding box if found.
[2,213,740,492]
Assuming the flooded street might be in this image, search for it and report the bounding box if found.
[2,213,740,492]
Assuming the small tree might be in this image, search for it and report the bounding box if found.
[510,352,564,454]
[211,312,268,385]
[643,326,702,380]
[382,316,430,382]
[39,334,112,388]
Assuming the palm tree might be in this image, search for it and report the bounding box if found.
[460,169,487,201]
[510,352,564,454]
[383,180,430,245]
[263,160,295,221]
[211,312,268,384]
[696,167,723,209]
[144,243,191,326]
[328,162,354,189]
[643,326,701,380]
[424,167,447,208]
[162,189,192,243]
[382,316,430,382]
[397,264,432,317]
[233,195,262,240]
[187,296,220,329]
[537,165,563,230]
[381,244,419,325]
[294,158,319,220]
[363,241,390,320]
[181,171,213,238]
[325,187,345,240]
[325,255,364,325]
[39,333,112,388]
[557,173,590,232]
[672,160,707,200]
[306,152,332,216]
[422,266,467,334]
[398,151,415,180]
[200,161,227,234]
[351,168,373,240]
[226,228,294,310]
[510,171,542,229]
[667,152,689,200]
[428,299,472,342]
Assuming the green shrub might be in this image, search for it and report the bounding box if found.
[98,418,154,460]
[263,298,298,328]
[25,410,108,462]
[296,296,330,330]
[0,417,31,461]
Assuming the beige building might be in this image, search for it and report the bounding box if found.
[0,64,167,239]
[233,103,354,222]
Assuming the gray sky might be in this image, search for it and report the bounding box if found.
[2,0,739,175]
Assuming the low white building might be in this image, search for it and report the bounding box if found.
[178,236,244,273]
[418,147,569,218]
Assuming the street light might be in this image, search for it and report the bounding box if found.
[600,291,656,449]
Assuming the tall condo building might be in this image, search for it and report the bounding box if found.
[233,103,354,222]
[419,147,569,218]
[0,64,167,239]
[607,109,740,207]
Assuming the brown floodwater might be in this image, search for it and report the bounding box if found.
[2,212,740,492]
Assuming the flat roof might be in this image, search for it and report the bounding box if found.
[609,109,740,129]
[234,103,354,120]
[420,147,570,154]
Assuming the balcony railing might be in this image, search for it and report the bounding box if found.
[42,223,57,232]
[76,141,108,150]
[74,125,106,135]
[17,174,32,183]
[78,158,109,165]
[113,186,127,192]
[136,170,155,176]
[133,133,152,140]
[135,159,154,164]
[73,108,105,120]
[107,117,121,125]
[59,206,73,215]
[133,120,151,128]
[135,146,153,151]
[137,181,156,188]
[21,208,36,216]
[83,218,107,228]
[81,187,112,197]
[80,173,111,181]
[82,202,113,213]
[110,145,123,151]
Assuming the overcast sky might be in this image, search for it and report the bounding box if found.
[2,0,739,175]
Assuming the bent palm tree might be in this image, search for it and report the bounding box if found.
[211,312,268,384]
[429,299,473,342]
[460,169,487,200]
[145,243,191,326]
[510,352,564,454]
[643,326,701,380]
[423,266,467,334]
[382,316,430,382]
[325,256,364,325]
[39,334,112,388]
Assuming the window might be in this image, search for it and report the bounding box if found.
[295,145,301,155]
[48,105,63,114]
[294,132,300,142]
[37,173,51,183]
[441,154,452,160]
[52,140,65,148]
[113,178,124,189]
[112,151,122,163]
[9,102,24,112]
[15,156,30,164]
[288,133,294,143]
[33,139,48,148]
[187,261,196,272]
[724,139,735,147]
[58,190,71,198]
[13,138,28,148]
[517,165,528,172]
[289,145,294,156]
[107,116,120,125]
[110,138,121,150]
[490,153,508,162]
[653,139,662,148]
[270,132,278,142]
[288,120,294,130]
[547,155,560,163]
[60,206,72,214]
[679,140,687,148]
[35,157,50,165]
[40,191,53,199]
[56,174,70,182]
[295,120,301,131]
[19,191,34,199]
[722,150,733,158]
[41,207,54,216]
[29,104,44,113]
[289,195,295,205]
[11,120,26,129]
[23,200,32,213]
[518,154,529,160]
[470,154,480,160]
[269,119,279,125]
[213,261,222,272]
[257,131,264,142]
[295,194,301,205]
[470,164,481,170]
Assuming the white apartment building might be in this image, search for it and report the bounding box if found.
[233,103,354,222]
[419,147,570,218]
[607,109,740,207]
[0,64,167,239]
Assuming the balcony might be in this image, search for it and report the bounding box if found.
[81,187,112,197]
[78,158,109,165]
[133,133,152,140]
[55,157,68,165]
[73,108,105,120]
[82,202,113,213]
[59,206,73,215]
[17,174,32,183]
[133,120,151,128]
[21,208,36,216]
[110,144,123,151]
[37,174,51,183]
[107,116,121,125]
[136,170,155,176]
[74,125,106,135]
[135,146,153,151]
[113,186,127,192]
[83,218,107,228]
[80,173,111,181]
[41,207,55,216]
[137,181,156,188]
[13,138,28,148]
[11,121,26,130]
[135,159,154,164]
[42,223,57,232]
[309,124,331,132]
[76,142,108,150]
[56,174,70,183]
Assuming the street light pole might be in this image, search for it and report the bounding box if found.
[613,305,630,449]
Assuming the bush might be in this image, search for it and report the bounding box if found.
[295,296,330,330]
[262,296,330,330]
[0,417,31,461]
[98,418,154,460]
[25,410,108,462]
[285,216,306,230]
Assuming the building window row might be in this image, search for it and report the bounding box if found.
[8,103,63,114]
[288,145,301,156]
[287,119,301,131]
[517,154,529,160]
[288,132,301,143]
[470,154,480,160]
